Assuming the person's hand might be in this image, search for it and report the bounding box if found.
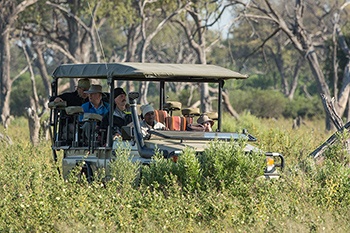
[54,97,64,103]
[113,133,121,140]
[204,123,212,132]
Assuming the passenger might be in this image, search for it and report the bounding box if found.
[80,84,110,142]
[80,84,110,121]
[187,114,214,132]
[197,115,214,132]
[100,87,132,138]
[140,104,167,139]
[50,78,90,106]
[49,78,91,141]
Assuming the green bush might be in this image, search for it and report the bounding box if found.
[199,139,265,191]
[108,144,141,188]
[230,89,324,119]
[231,89,287,118]
[1,117,350,232]
[283,95,324,119]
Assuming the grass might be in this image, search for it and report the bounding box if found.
[0,115,349,232]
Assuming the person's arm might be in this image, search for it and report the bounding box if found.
[50,92,70,103]
[140,121,151,139]
[79,103,88,121]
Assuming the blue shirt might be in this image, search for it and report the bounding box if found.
[80,101,110,121]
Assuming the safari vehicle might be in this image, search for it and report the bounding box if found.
[49,62,284,181]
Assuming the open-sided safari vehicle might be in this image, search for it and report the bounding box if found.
[49,62,284,181]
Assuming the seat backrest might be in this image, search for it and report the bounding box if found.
[164,101,182,116]
[154,110,168,125]
[185,117,193,128]
[166,116,186,131]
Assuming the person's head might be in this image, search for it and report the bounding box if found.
[76,78,91,98]
[197,115,214,132]
[113,87,127,111]
[141,104,155,125]
[84,84,103,107]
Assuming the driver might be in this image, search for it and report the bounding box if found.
[140,104,167,139]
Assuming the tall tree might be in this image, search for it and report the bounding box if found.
[24,0,107,89]
[100,0,189,104]
[0,0,38,128]
[231,0,350,130]
[229,16,308,100]
[173,0,235,113]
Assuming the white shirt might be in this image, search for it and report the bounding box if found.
[140,120,166,138]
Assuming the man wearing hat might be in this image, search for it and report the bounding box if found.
[49,78,91,141]
[50,78,91,106]
[197,114,214,132]
[187,114,214,132]
[140,104,166,139]
[80,84,110,119]
[100,87,132,137]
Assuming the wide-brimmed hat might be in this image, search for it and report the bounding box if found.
[197,115,214,126]
[84,84,103,94]
[77,78,91,90]
[114,87,126,98]
[140,104,154,118]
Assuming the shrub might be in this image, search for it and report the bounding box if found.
[230,89,324,119]
[199,139,265,192]
[231,89,287,118]
[141,147,202,192]
[283,95,324,119]
[2,118,350,232]
[108,143,141,188]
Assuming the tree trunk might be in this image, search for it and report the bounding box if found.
[138,81,149,105]
[306,51,333,130]
[0,0,38,128]
[26,101,41,146]
[33,43,51,98]
[310,95,350,162]
[0,31,12,128]
[222,91,240,120]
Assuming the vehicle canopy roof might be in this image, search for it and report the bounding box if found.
[52,62,248,82]
[51,62,248,136]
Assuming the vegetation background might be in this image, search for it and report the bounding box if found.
[1,116,350,232]
[1,0,350,231]
[1,0,350,137]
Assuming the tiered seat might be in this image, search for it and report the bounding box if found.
[182,107,200,127]
[65,106,84,147]
[154,109,168,125]
[48,101,67,146]
[165,116,186,131]
[163,101,182,116]
[82,113,103,152]
[163,101,186,131]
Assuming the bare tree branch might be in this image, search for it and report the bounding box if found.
[46,43,80,63]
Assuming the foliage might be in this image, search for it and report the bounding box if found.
[2,117,350,231]
[11,72,47,117]
[199,140,265,190]
[108,143,141,188]
[229,88,325,120]
[283,96,325,119]
[230,89,287,118]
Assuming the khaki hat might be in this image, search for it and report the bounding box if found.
[84,84,103,94]
[204,111,218,120]
[77,78,90,90]
[141,104,154,117]
[197,115,214,126]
